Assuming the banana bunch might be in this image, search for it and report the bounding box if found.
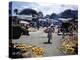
[32,47,44,56]
[15,44,32,53]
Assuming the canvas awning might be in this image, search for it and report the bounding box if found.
[59,18,73,22]
[20,21,29,24]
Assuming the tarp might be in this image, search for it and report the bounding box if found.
[20,21,29,24]
[59,18,73,22]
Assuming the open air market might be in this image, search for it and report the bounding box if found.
[9,2,78,58]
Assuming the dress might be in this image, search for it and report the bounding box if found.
[47,28,53,39]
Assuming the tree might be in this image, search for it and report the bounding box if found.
[19,8,38,15]
[60,9,78,19]
[14,9,18,15]
[38,11,43,18]
[50,13,59,19]
[45,15,50,18]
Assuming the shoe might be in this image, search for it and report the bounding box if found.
[43,42,52,44]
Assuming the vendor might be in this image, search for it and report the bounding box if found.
[44,26,53,44]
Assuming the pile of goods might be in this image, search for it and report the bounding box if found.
[60,36,78,55]
[44,28,49,33]
[32,47,44,57]
[10,43,44,58]
[44,27,54,33]
[15,43,33,53]
[28,27,37,32]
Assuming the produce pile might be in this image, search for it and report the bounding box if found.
[28,27,37,32]
[32,47,44,57]
[60,36,78,54]
[10,43,44,58]
[15,43,33,53]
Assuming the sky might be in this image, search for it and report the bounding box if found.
[10,1,78,16]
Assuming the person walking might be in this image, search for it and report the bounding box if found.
[44,26,53,44]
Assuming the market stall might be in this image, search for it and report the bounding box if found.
[59,35,78,55]
[9,43,45,58]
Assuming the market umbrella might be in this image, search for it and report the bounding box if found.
[58,18,73,23]
[20,21,29,24]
